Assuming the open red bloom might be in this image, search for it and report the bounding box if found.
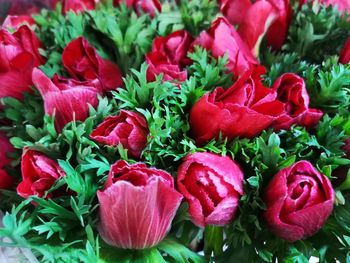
[91,110,149,159]
[98,160,182,249]
[0,25,44,100]
[189,66,284,145]
[17,149,66,199]
[272,73,323,130]
[62,37,123,94]
[32,69,100,132]
[264,161,334,242]
[177,152,244,227]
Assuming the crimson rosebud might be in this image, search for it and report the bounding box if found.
[146,30,193,82]
[0,132,14,167]
[272,73,323,130]
[17,150,66,199]
[32,68,100,132]
[192,17,258,78]
[62,37,123,94]
[189,66,285,145]
[340,37,350,64]
[177,152,244,227]
[98,160,182,249]
[264,161,334,242]
[2,15,35,30]
[90,110,149,159]
[0,25,44,100]
[113,0,161,17]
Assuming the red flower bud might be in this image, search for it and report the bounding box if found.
[177,152,244,227]
[146,30,193,82]
[17,150,66,199]
[264,161,334,242]
[90,110,149,159]
[98,160,182,249]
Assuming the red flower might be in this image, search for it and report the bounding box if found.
[60,0,96,14]
[272,73,323,130]
[0,25,44,100]
[177,152,244,227]
[91,110,149,159]
[0,169,14,191]
[220,0,292,51]
[192,17,258,78]
[265,0,292,50]
[62,37,123,94]
[17,149,66,199]
[340,37,350,64]
[189,66,284,145]
[98,160,182,249]
[113,0,161,17]
[0,132,14,168]
[237,0,278,56]
[219,0,252,25]
[264,161,334,242]
[32,68,100,132]
[2,15,35,30]
[146,30,193,82]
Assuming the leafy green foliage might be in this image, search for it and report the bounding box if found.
[284,2,350,63]
[179,0,218,36]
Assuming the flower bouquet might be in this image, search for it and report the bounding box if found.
[1,0,350,262]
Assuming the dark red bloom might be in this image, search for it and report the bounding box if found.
[264,161,334,242]
[32,68,100,132]
[91,110,149,159]
[0,25,45,100]
[146,30,193,82]
[272,73,323,130]
[189,66,284,145]
[192,17,258,78]
[113,0,161,17]
[62,37,123,94]
[177,152,244,227]
[340,37,350,64]
[98,160,182,249]
[17,149,66,199]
